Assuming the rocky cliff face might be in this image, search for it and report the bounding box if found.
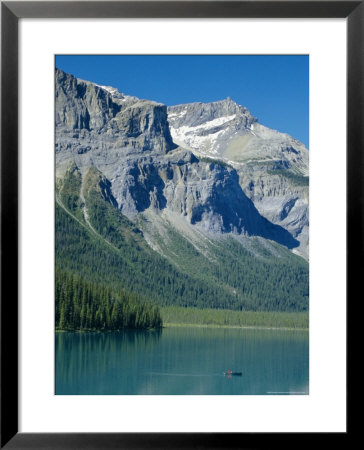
[56,69,176,156]
[56,68,306,258]
[168,99,309,258]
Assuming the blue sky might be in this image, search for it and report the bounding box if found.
[56,55,309,148]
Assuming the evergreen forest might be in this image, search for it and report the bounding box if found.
[56,270,162,331]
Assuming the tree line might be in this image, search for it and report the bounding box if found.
[160,306,309,329]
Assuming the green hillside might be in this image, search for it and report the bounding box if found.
[55,164,309,313]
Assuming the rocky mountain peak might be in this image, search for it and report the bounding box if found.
[55,68,176,154]
[167,97,256,130]
[166,97,309,259]
[56,68,121,131]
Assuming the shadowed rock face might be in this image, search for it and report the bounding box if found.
[55,68,300,251]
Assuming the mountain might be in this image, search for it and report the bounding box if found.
[55,68,309,313]
[168,99,309,259]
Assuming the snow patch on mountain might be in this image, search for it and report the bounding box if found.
[170,124,230,154]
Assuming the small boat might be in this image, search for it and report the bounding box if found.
[224,370,242,376]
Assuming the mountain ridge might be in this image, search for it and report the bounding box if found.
[55,68,301,248]
[59,70,308,258]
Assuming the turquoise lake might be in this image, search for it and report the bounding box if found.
[55,327,309,395]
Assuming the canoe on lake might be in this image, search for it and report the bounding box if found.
[224,370,242,376]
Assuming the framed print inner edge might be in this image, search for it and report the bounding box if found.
[1,0,358,447]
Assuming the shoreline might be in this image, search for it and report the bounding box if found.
[163,322,309,331]
[56,323,309,333]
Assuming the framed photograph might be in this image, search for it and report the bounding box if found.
[1,1,356,447]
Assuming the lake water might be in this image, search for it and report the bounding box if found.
[55,327,309,395]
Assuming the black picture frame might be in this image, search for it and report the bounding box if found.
[1,1,357,448]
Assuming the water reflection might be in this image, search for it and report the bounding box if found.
[56,327,308,395]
